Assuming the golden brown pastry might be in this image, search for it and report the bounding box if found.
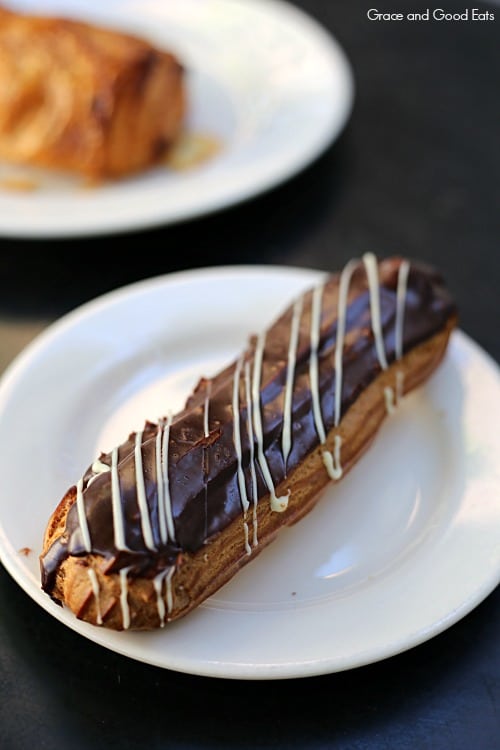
[0,5,186,179]
[40,254,457,630]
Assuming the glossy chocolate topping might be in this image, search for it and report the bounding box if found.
[40,256,456,595]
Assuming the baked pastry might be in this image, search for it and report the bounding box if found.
[0,5,185,179]
[40,254,457,630]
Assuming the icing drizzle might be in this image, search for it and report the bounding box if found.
[244,360,259,547]
[111,447,129,551]
[363,252,389,371]
[76,477,92,552]
[134,431,156,551]
[153,566,175,627]
[203,381,211,438]
[309,283,342,480]
[395,259,411,403]
[282,296,303,473]
[232,356,251,554]
[119,566,132,630]
[160,412,176,543]
[252,332,290,512]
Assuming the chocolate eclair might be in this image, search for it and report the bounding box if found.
[40,254,457,630]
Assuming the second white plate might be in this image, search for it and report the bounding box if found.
[0,265,499,679]
[0,0,354,237]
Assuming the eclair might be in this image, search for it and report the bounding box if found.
[40,254,457,630]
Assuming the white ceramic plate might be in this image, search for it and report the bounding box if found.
[0,0,354,238]
[0,266,499,680]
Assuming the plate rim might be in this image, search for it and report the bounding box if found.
[0,0,355,238]
[0,264,499,680]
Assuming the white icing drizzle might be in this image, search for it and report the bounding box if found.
[309,284,342,480]
[244,360,259,547]
[363,252,398,415]
[76,477,92,552]
[242,523,251,556]
[119,566,132,630]
[309,284,327,443]
[87,568,103,625]
[394,259,411,405]
[334,259,359,428]
[320,434,343,481]
[153,566,175,627]
[282,296,303,473]
[203,380,212,438]
[395,260,410,361]
[232,358,250,514]
[232,356,251,555]
[329,258,361,482]
[384,385,396,414]
[363,252,389,371]
[111,446,129,551]
[165,565,174,614]
[134,431,156,552]
[251,331,290,513]
[333,434,342,475]
[155,424,167,545]
[153,571,167,627]
[92,458,110,474]
[87,459,110,487]
[160,411,176,543]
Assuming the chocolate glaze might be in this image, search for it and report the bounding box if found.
[40,257,456,595]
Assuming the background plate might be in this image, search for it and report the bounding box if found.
[0,266,499,679]
[0,0,354,237]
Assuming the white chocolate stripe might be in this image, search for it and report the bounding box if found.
[232,357,250,513]
[155,425,167,545]
[309,284,327,445]
[334,258,359,427]
[203,381,211,438]
[165,565,175,615]
[282,296,303,473]
[111,447,129,551]
[331,258,362,481]
[87,568,103,625]
[309,283,342,480]
[395,260,410,361]
[384,386,396,414]
[87,459,110,487]
[232,357,251,556]
[134,431,156,552]
[91,458,110,475]
[252,332,290,513]
[161,412,176,543]
[244,360,259,547]
[363,252,388,370]
[153,566,175,627]
[119,566,132,630]
[76,477,92,553]
[153,571,167,627]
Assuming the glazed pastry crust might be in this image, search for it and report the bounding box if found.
[0,5,186,178]
[42,319,456,630]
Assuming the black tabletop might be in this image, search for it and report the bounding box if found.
[0,1,499,748]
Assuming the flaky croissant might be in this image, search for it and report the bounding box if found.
[0,5,186,179]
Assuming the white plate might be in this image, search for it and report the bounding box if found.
[0,266,499,680]
[0,0,354,238]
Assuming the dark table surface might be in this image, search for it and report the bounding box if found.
[0,1,499,748]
